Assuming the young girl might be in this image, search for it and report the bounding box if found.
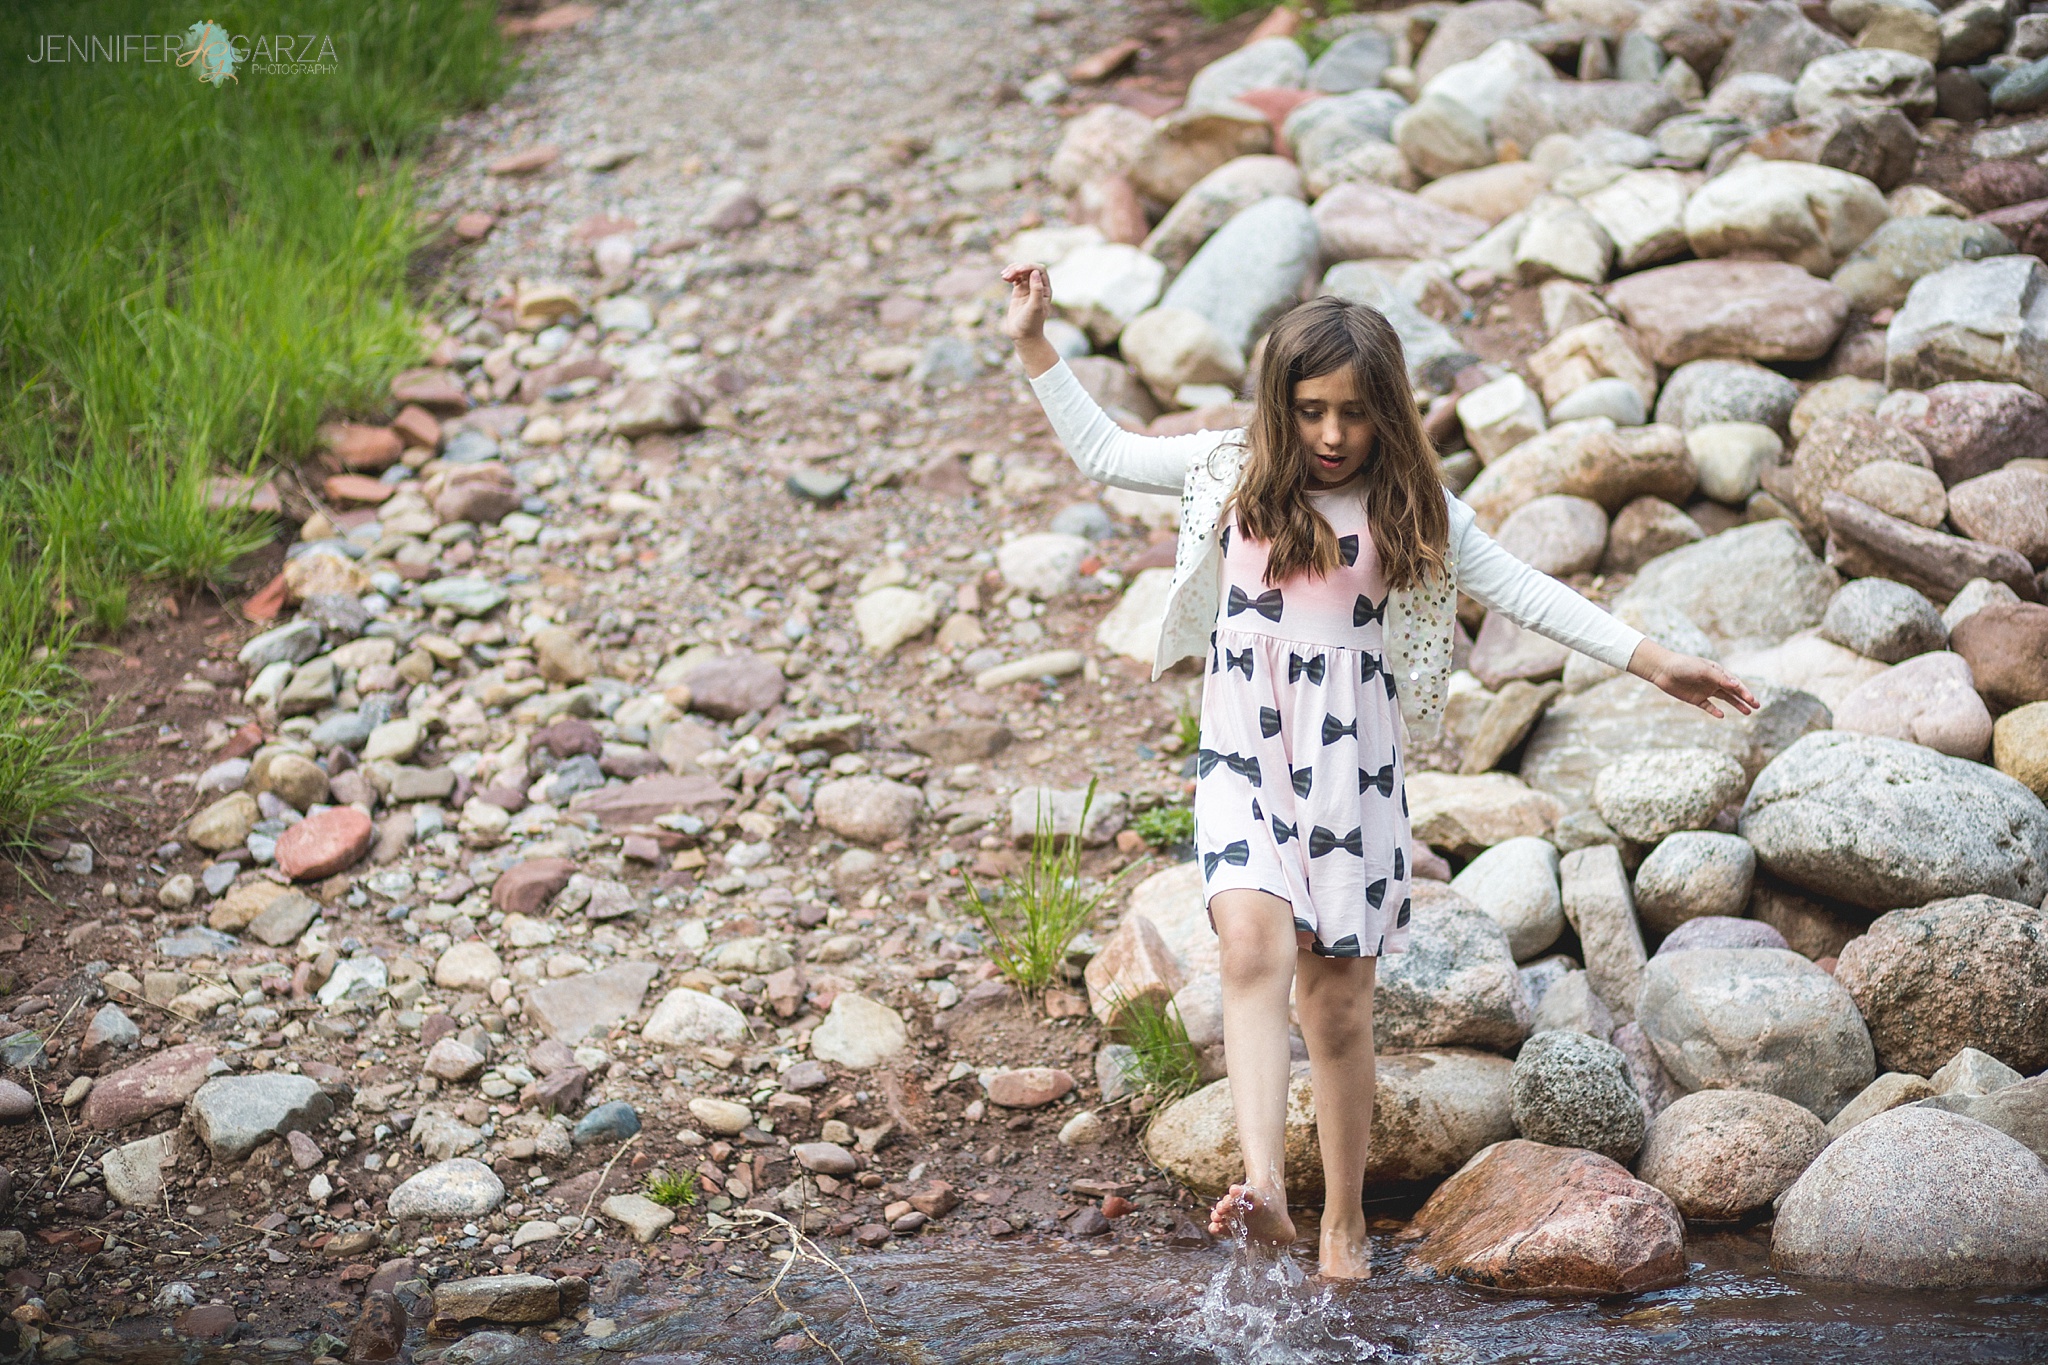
[1001,266,1755,1280]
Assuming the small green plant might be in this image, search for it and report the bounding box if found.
[1191,0,1271,22]
[963,780,1131,995]
[1130,804,1196,849]
[1175,708,1202,754]
[646,1169,700,1208]
[1113,992,1203,1101]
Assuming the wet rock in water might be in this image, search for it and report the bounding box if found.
[810,993,908,1070]
[1561,845,1650,1024]
[1831,650,1992,760]
[1633,832,1756,934]
[813,777,922,843]
[1772,1106,2048,1288]
[1592,748,1747,844]
[1613,521,1838,655]
[1374,884,1533,1052]
[1885,256,2048,396]
[347,1291,405,1362]
[1636,946,1876,1120]
[432,1274,561,1326]
[1634,1089,1829,1221]
[188,1075,333,1163]
[1834,894,2048,1077]
[388,1158,505,1219]
[1510,1029,1645,1162]
[1448,835,1564,962]
[1916,1075,2048,1160]
[1818,577,1947,663]
[1404,1139,1686,1295]
[1740,732,2048,912]
[1605,259,1848,368]
[84,1044,217,1130]
[1143,1062,1325,1199]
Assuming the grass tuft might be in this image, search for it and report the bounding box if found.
[1113,992,1203,1101]
[647,1169,700,1208]
[962,780,1132,996]
[1130,804,1195,849]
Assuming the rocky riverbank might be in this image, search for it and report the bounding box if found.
[5,0,2048,1358]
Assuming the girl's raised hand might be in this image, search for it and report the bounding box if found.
[1000,263,1051,342]
[1628,639,1758,719]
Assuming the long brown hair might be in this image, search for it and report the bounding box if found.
[1225,296,1449,590]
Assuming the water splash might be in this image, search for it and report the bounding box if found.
[1159,1237,1428,1365]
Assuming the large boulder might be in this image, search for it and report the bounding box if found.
[1612,521,1839,654]
[1788,411,1935,527]
[1885,256,2048,396]
[1876,381,2048,486]
[1834,894,2048,1077]
[1952,602,2048,710]
[1493,81,1682,144]
[1713,1,1847,87]
[1158,197,1319,355]
[1142,155,1303,272]
[1518,674,1760,813]
[1448,835,1564,961]
[1831,217,2015,314]
[1403,1140,1687,1295]
[1739,731,2048,912]
[1416,0,1545,82]
[1129,107,1275,206]
[1592,748,1749,843]
[1634,946,1877,1120]
[1682,160,1888,277]
[1831,650,1993,761]
[1634,1088,1829,1221]
[1771,1106,2048,1288]
[1606,260,1849,368]
[1634,831,1757,934]
[1459,420,1696,529]
[1579,169,1697,272]
[1397,39,1558,179]
[1118,307,1246,399]
[1048,243,1163,345]
[1510,1029,1646,1163]
[1312,181,1490,262]
[1374,884,1533,1052]
[1916,1075,2048,1161]
[1642,0,1765,77]
[1822,491,2040,604]
[1791,48,1935,121]
[1320,263,1480,391]
[1818,577,1947,664]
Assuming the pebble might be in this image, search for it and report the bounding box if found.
[388,1158,506,1219]
[573,1101,641,1145]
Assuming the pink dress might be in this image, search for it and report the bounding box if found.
[1193,487,1414,957]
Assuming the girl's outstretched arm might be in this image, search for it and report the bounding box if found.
[1451,503,1756,720]
[1001,262,1231,497]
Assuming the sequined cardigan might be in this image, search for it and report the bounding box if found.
[1030,361,1646,743]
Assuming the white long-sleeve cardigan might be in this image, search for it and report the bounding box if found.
[1030,360,1647,745]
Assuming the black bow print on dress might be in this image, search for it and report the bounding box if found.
[1359,761,1396,796]
[1228,585,1285,622]
[1224,648,1254,679]
[1322,714,1356,745]
[1220,524,1232,554]
[1360,652,1399,700]
[1396,897,1412,928]
[1289,654,1326,685]
[1251,798,1263,822]
[1353,593,1387,628]
[1260,706,1282,738]
[1309,825,1363,858]
[1272,817,1299,846]
[1367,877,1388,908]
[1394,846,1406,879]
[1204,841,1250,878]
[1290,765,1314,799]
[1338,534,1359,567]
[1197,748,1263,787]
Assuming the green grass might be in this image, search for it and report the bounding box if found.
[1113,992,1203,1101]
[0,0,511,849]
[647,1170,700,1208]
[963,781,1132,996]
[1191,0,1271,23]
[1175,708,1201,755]
[1130,803,1195,849]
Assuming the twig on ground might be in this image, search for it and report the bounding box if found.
[577,1130,641,1226]
[724,1206,879,1365]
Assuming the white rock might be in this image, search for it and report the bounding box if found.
[1457,373,1548,465]
[810,993,909,1070]
[1450,835,1566,961]
[853,587,939,655]
[1049,243,1165,345]
[642,988,748,1047]
[1684,161,1889,276]
[997,533,1092,599]
[1095,567,1175,664]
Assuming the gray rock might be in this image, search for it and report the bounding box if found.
[237,620,325,672]
[815,776,924,843]
[1886,256,2048,396]
[1652,359,1801,434]
[1142,155,1303,274]
[1510,1029,1646,1163]
[1831,218,2015,315]
[310,711,377,751]
[188,1075,333,1163]
[1915,1075,2048,1161]
[572,1101,640,1146]
[1530,969,1616,1040]
[1991,56,2048,114]
[1448,835,1564,962]
[1713,1,1848,88]
[388,1157,506,1219]
[1309,27,1394,93]
[1930,1047,2023,1098]
[524,963,660,1046]
[1635,1089,1828,1222]
[1285,90,1407,186]
[1636,946,1877,1120]
[1185,36,1307,111]
[1593,747,1749,843]
[1492,495,1610,578]
[101,1131,183,1208]
[1008,785,1128,846]
[1612,520,1840,654]
[81,1002,141,1064]
[1740,732,2048,912]
[1703,71,1796,127]
[1494,80,1683,142]
[1634,832,1757,934]
[419,576,509,618]
[1320,262,1480,391]
[1520,673,1756,813]
[913,336,982,389]
[245,891,319,947]
[431,1274,560,1326]
[1562,845,1650,1024]
[1771,1106,2048,1287]
[1819,577,1947,666]
[1374,884,1534,1053]
[1160,197,1320,355]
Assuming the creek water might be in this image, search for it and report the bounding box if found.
[434,1226,2047,1365]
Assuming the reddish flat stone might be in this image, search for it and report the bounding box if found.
[320,422,403,473]
[1823,490,2038,603]
[488,144,560,175]
[1070,38,1142,83]
[179,1304,236,1338]
[533,719,603,757]
[84,1044,217,1130]
[433,467,520,525]
[678,650,787,719]
[391,404,443,450]
[1404,1139,1687,1295]
[501,2,598,36]
[241,573,289,624]
[491,857,577,917]
[1606,260,1848,368]
[1951,602,2048,708]
[390,368,470,413]
[275,806,374,881]
[451,211,496,242]
[569,775,731,829]
[983,1067,1077,1109]
[324,474,393,506]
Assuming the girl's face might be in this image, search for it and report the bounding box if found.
[1292,367,1376,488]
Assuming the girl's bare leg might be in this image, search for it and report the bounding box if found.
[1205,889,1300,1247]
[1295,953,1377,1279]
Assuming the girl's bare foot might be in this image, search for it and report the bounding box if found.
[1316,1225,1373,1281]
[1208,1183,1296,1246]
